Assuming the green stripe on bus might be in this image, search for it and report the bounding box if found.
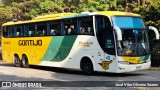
[140,55,149,61]
[41,36,64,61]
[42,36,77,62]
[143,55,149,60]
[51,36,77,61]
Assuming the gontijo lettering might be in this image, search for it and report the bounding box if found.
[18,40,42,46]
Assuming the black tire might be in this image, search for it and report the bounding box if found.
[22,55,29,68]
[14,55,22,67]
[81,59,94,75]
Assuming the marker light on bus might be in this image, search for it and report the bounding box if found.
[118,61,129,65]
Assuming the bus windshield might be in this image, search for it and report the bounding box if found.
[112,16,149,56]
[117,29,150,56]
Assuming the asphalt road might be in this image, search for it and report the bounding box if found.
[0,60,160,90]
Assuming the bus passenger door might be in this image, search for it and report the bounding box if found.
[96,15,116,70]
[100,30,116,71]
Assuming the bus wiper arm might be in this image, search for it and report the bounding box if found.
[139,42,147,54]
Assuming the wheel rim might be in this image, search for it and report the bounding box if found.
[83,62,93,73]
[15,57,18,64]
[22,56,28,67]
[14,56,21,66]
[22,57,26,65]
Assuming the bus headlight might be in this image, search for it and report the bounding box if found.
[118,61,129,65]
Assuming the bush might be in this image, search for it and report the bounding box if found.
[150,41,160,67]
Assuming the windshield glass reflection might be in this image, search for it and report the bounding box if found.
[117,29,149,56]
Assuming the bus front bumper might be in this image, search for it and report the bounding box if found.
[115,61,151,73]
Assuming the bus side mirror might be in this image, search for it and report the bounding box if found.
[149,26,159,40]
[114,26,122,41]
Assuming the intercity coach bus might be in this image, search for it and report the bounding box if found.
[1,11,159,74]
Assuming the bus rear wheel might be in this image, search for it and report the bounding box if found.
[22,55,29,68]
[81,58,94,75]
[14,55,22,67]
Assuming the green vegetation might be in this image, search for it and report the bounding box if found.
[0,0,160,66]
[0,0,159,30]
[0,0,159,37]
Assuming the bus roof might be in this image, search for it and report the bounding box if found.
[2,11,141,26]
[97,11,140,17]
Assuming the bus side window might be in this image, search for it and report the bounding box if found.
[79,16,94,35]
[49,21,61,36]
[88,27,93,35]
[28,25,35,36]
[21,25,24,37]
[29,29,34,36]
[7,26,14,37]
[51,29,56,35]
[3,26,8,38]
[16,26,22,37]
[8,30,12,37]
[64,19,77,35]
[50,27,60,35]
[37,23,47,36]
[29,30,32,36]
[96,15,111,33]
[17,31,20,37]
[64,25,69,35]
[24,25,29,37]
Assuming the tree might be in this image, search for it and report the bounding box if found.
[40,0,64,14]
[78,0,117,12]
[1,0,23,5]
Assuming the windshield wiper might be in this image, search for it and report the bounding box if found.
[139,42,147,54]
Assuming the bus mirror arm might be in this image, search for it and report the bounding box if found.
[113,26,122,41]
[114,26,122,51]
[149,26,160,40]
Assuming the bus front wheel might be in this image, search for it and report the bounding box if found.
[22,55,29,68]
[14,55,22,67]
[81,58,94,75]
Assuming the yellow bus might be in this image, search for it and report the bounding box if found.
[1,11,159,74]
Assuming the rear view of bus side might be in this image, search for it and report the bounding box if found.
[1,11,159,74]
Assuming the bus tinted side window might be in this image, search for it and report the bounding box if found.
[79,16,94,35]
[64,19,77,35]
[16,26,22,37]
[3,26,8,38]
[37,23,47,36]
[28,24,35,36]
[23,25,29,37]
[7,26,14,37]
[49,21,61,36]
[96,15,111,33]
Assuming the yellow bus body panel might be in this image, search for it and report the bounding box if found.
[2,37,52,65]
